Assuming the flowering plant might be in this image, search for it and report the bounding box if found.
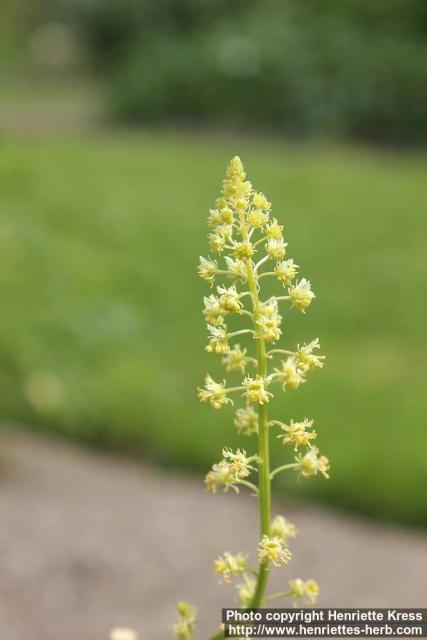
[173,157,329,639]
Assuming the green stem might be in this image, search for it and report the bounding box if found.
[236,479,259,495]
[264,590,292,602]
[242,217,271,608]
[227,329,254,338]
[267,349,295,357]
[268,419,286,427]
[207,216,272,640]
[270,463,298,480]
[224,386,245,394]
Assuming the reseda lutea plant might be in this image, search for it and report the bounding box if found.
[172,157,329,640]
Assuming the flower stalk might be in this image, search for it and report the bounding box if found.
[172,157,329,639]
[243,248,271,609]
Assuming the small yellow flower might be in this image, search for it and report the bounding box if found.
[258,535,292,567]
[217,284,242,313]
[208,232,225,253]
[198,256,218,285]
[236,575,257,606]
[222,344,248,372]
[197,375,230,409]
[274,358,306,390]
[222,180,238,201]
[208,224,233,253]
[219,223,234,239]
[296,338,325,373]
[265,217,284,240]
[225,256,247,281]
[288,578,305,599]
[222,447,260,477]
[304,579,320,605]
[219,206,234,224]
[274,259,299,285]
[243,375,272,404]
[258,306,282,343]
[226,155,246,180]
[271,515,298,542]
[215,196,227,209]
[205,448,258,493]
[289,278,315,312]
[233,240,255,259]
[278,418,317,450]
[289,579,319,605]
[214,551,248,583]
[223,159,252,201]
[173,602,197,640]
[260,298,280,318]
[204,460,234,493]
[234,405,258,436]
[252,191,271,211]
[225,180,252,201]
[203,294,224,326]
[266,238,288,261]
[173,620,191,640]
[236,198,249,212]
[208,208,222,227]
[205,325,229,353]
[296,447,330,479]
[247,208,269,228]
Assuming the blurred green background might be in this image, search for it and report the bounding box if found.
[1,0,426,527]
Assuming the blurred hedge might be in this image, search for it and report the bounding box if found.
[44,0,249,65]
[6,0,427,144]
[107,1,427,144]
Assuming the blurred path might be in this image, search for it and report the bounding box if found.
[0,432,426,640]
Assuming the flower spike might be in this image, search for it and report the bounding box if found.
[173,157,329,637]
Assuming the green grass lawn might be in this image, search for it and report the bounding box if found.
[1,131,426,526]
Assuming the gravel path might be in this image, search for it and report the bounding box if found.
[0,432,426,640]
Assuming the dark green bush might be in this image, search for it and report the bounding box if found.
[110,3,427,144]
[44,0,250,66]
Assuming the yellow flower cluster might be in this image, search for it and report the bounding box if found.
[258,298,282,343]
[243,375,271,404]
[204,448,260,493]
[278,418,317,450]
[198,256,218,285]
[225,256,247,281]
[270,515,298,542]
[274,358,306,390]
[197,374,230,409]
[274,258,299,285]
[296,447,330,479]
[234,405,258,436]
[257,535,292,567]
[173,602,197,640]
[214,552,248,583]
[222,344,249,372]
[289,579,320,605]
[236,575,257,607]
[289,278,315,312]
[296,338,325,372]
[271,339,325,391]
